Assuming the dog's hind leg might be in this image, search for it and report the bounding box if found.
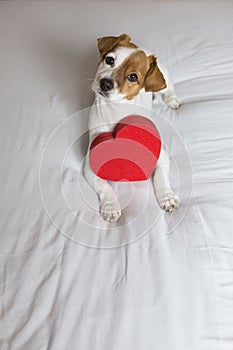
[152,148,180,212]
[84,154,121,222]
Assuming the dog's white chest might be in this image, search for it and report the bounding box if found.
[88,90,153,142]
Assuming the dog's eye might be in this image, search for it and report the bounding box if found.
[105,56,115,66]
[127,73,138,82]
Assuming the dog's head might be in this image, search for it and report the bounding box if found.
[92,34,166,101]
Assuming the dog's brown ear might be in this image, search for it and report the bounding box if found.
[97,34,131,56]
[144,55,167,92]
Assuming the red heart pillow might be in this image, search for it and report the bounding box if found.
[89,115,161,181]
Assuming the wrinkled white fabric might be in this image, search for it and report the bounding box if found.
[0,1,233,349]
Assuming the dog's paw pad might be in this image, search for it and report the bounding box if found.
[101,211,122,223]
[159,193,180,212]
[100,199,121,223]
[163,95,182,109]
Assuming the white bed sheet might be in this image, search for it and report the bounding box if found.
[1,1,233,349]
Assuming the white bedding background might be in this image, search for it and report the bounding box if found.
[1,1,233,349]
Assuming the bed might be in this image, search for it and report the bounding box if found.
[1,1,233,349]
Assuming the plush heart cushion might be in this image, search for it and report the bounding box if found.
[89,115,161,181]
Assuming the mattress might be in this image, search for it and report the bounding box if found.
[1,1,233,349]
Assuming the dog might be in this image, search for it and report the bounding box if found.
[84,34,181,222]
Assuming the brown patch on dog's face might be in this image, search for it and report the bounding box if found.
[114,51,149,100]
[97,34,138,59]
[114,51,167,100]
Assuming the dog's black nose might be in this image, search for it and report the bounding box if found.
[100,78,114,92]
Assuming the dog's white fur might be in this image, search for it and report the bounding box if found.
[84,44,181,222]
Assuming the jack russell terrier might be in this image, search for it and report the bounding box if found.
[84,34,181,222]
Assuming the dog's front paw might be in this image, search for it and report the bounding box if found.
[158,192,180,212]
[162,94,182,109]
[100,198,121,223]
